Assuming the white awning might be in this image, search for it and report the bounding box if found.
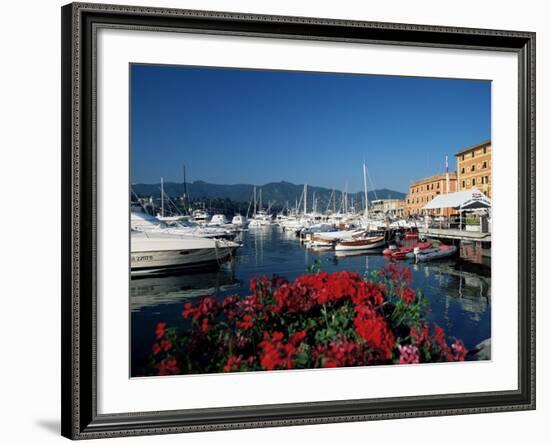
[422,188,491,210]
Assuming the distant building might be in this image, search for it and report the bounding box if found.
[404,172,457,217]
[455,140,492,198]
[371,199,405,218]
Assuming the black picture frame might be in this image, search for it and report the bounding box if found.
[61,2,536,439]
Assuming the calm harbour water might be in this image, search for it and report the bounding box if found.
[131,227,491,376]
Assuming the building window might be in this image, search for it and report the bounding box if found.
[462,180,466,188]
[461,154,465,161]
[483,161,487,169]
[461,167,465,174]
[471,164,475,172]
[483,146,487,154]
[437,182,440,188]
[472,177,476,186]
[472,151,475,158]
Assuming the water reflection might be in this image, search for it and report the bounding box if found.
[131,270,239,313]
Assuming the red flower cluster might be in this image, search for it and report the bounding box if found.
[156,358,180,376]
[155,322,167,339]
[430,324,469,362]
[397,286,416,304]
[397,344,420,364]
[451,339,468,362]
[379,263,413,285]
[182,296,220,321]
[258,330,306,371]
[272,271,386,314]
[152,339,172,356]
[148,266,470,376]
[410,324,430,346]
[313,336,368,368]
[353,307,395,360]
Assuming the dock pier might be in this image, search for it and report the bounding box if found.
[418,227,491,243]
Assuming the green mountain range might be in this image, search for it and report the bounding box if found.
[132,180,406,211]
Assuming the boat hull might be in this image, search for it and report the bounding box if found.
[131,248,235,275]
[416,245,458,262]
[131,233,238,275]
[334,236,386,251]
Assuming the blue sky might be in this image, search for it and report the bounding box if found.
[131,64,490,193]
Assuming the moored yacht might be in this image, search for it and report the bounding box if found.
[232,214,248,227]
[248,210,272,227]
[131,230,240,275]
[191,209,211,224]
[208,214,229,226]
[132,211,235,240]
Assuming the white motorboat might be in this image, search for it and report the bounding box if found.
[334,235,386,251]
[191,209,210,224]
[208,214,229,226]
[248,210,272,227]
[131,230,240,275]
[156,214,186,223]
[231,214,248,227]
[132,211,235,239]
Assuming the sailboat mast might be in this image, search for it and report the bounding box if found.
[304,184,307,216]
[253,186,257,216]
[363,162,369,218]
[160,177,165,217]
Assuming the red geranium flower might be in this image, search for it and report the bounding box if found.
[155,322,167,339]
[156,358,180,376]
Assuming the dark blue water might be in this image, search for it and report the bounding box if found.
[131,227,491,376]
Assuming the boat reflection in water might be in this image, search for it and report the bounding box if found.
[130,269,239,313]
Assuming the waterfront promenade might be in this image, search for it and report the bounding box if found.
[419,227,491,243]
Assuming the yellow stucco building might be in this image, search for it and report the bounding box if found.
[404,172,457,217]
[455,140,492,198]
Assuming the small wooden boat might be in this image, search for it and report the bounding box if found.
[415,245,457,262]
[382,245,398,255]
[334,235,386,251]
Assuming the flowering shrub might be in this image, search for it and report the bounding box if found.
[147,264,468,375]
